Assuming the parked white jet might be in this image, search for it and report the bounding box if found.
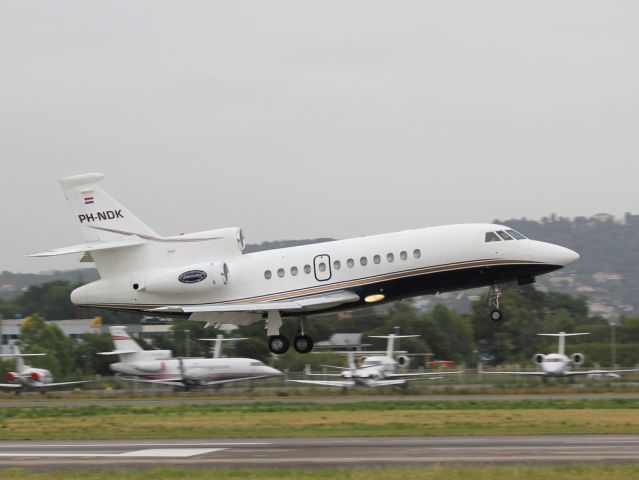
[289,334,458,388]
[0,345,87,392]
[32,173,579,354]
[99,326,281,388]
[482,332,639,378]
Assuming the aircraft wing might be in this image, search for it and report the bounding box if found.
[200,375,275,386]
[481,371,549,376]
[118,376,184,386]
[287,379,355,388]
[150,290,360,314]
[387,371,462,379]
[565,368,639,377]
[367,379,409,386]
[0,383,22,389]
[33,380,89,388]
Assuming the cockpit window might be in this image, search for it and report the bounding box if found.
[506,229,527,240]
[485,232,501,242]
[496,230,514,240]
[250,361,264,366]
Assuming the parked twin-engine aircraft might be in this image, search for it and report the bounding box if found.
[32,173,579,355]
[99,326,281,388]
[0,345,87,392]
[289,334,458,388]
[482,332,639,378]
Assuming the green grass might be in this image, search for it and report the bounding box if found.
[2,465,639,480]
[1,399,639,440]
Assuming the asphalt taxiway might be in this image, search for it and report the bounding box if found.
[1,435,639,470]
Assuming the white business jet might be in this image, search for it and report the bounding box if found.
[289,334,457,388]
[32,174,579,355]
[0,344,87,392]
[482,331,639,377]
[99,326,281,389]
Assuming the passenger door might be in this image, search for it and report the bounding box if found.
[313,254,332,281]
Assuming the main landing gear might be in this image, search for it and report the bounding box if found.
[488,283,503,321]
[266,311,314,355]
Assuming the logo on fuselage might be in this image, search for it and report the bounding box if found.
[178,270,208,284]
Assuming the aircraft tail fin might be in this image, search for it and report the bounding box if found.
[58,173,157,243]
[108,326,144,360]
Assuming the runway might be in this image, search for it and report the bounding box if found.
[2,435,639,470]
[2,392,639,407]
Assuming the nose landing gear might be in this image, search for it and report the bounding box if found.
[488,283,503,321]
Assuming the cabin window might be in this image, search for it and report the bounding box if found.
[290,266,298,276]
[347,258,355,268]
[496,230,513,241]
[360,256,368,266]
[277,268,285,278]
[304,264,312,274]
[506,229,527,240]
[334,260,341,270]
[387,253,394,262]
[318,262,327,272]
[373,254,381,264]
[264,270,272,280]
[400,251,408,261]
[413,249,421,259]
[485,232,501,242]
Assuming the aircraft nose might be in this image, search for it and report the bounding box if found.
[555,246,580,266]
[533,242,580,267]
[267,367,283,377]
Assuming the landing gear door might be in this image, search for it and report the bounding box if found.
[313,254,332,282]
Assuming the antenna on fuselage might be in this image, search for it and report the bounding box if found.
[537,332,590,356]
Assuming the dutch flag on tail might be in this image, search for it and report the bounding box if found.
[84,196,94,205]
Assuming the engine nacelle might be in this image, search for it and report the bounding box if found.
[132,361,168,373]
[532,353,545,365]
[396,355,410,367]
[6,372,16,382]
[570,353,585,365]
[142,261,229,295]
[31,371,40,381]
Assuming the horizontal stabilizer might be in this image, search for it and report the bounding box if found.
[98,350,140,356]
[30,238,145,257]
[0,353,46,358]
[538,332,590,337]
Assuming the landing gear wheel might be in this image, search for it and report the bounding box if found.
[293,334,314,354]
[268,335,290,355]
[490,309,503,321]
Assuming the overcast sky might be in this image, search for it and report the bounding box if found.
[1,1,638,273]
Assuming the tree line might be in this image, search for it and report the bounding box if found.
[1,281,638,380]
